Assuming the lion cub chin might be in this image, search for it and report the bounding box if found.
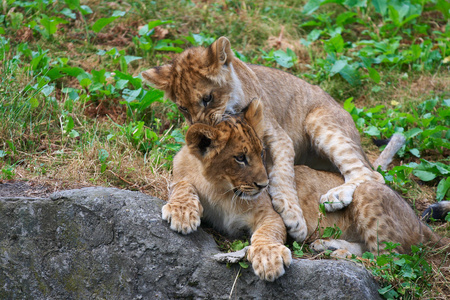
[162,99,450,281]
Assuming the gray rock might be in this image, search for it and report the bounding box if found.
[0,187,381,299]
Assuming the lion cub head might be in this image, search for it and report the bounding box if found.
[142,37,245,125]
[186,99,267,200]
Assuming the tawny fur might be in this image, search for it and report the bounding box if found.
[144,37,383,242]
[162,101,449,281]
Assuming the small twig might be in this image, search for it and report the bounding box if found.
[107,170,137,187]
[228,267,241,300]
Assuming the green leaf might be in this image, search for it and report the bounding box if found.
[436,177,450,201]
[343,0,366,8]
[413,170,436,181]
[325,34,344,53]
[116,79,129,90]
[92,11,125,33]
[367,67,380,83]
[0,150,8,158]
[40,85,54,96]
[124,55,142,65]
[239,261,249,269]
[80,5,93,15]
[322,227,335,238]
[409,148,420,157]
[404,128,422,139]
[98,149,109,163]
[303,0,326,15]
[343,97,355,113]
[60,8,76,19]
[69,129,80,138]
[39,16,68,37]
[29,98,39,108]
[330,60,347,76]
[364,126,380,136]
[122,88,142,102]
[338,64,361,86]
[79,78,92,88]
[273,49,294,68]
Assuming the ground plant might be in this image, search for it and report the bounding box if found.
[1,0,449,298]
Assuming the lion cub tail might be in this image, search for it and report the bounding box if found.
[421,201,450,252]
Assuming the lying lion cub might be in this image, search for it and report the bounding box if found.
[162,100,450,281]
[144,36,384,242]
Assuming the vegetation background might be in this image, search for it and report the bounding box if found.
[0,0,449,298]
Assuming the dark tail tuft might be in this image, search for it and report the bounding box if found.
[422,201,450,222]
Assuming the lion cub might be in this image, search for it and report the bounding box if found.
[162,100,449,281]
[144,36,383,242]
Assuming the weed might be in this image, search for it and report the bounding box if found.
[358,242,435,299]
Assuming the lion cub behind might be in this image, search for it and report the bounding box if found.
[162,100,449,281]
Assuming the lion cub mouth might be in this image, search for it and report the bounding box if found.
[233,187,265,201]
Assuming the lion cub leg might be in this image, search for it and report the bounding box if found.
[266,126,308,242]
[161,181,203,234]
[305,108,384,212]
[311,239,365,258]
[247,196,292,281]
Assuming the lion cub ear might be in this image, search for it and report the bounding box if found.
[141,65,172,92]
[186,124,229,160]
[243,99,265,138]
[208,37,234,69]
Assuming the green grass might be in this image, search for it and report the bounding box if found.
[1,0,449,298]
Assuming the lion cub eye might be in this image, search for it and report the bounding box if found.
[202,93,213,107]
[178,106,188,113]
[234,154,247,164]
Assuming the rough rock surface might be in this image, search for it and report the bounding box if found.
[0,187,382,299]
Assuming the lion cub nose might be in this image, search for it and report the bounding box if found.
[254,181,269,189]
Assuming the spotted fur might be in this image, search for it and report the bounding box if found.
[146,37,386,241]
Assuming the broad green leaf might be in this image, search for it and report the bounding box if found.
[404,128,422,139]
[338,64,361,86]
[330,60,347,76]
[372,0,387,15]
[80,5,93,15]
[98,149,109,163]
[364,126,380,136]
[325,34,344,53]
[29,98,39,108]
[343,97,355,113]
[343,0,366,8]
[69,129,80,138]
[115,79,129,90]
[124,55,142,65]
[79,78,92,88]
[436,177,450,201]
[412,170,436,181]
[303,0,325,15]
[273,49,294,68]
[367,67,380,83]
[122,88,142,102]
[60,8,76,19]
[409,148,420,157]
[40,85,54,96]
[92,11,125,33]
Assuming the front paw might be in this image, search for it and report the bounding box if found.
[247,244,292,282]
[279,206,308,242]
[161,201,202,234]
[320,183,356,212]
